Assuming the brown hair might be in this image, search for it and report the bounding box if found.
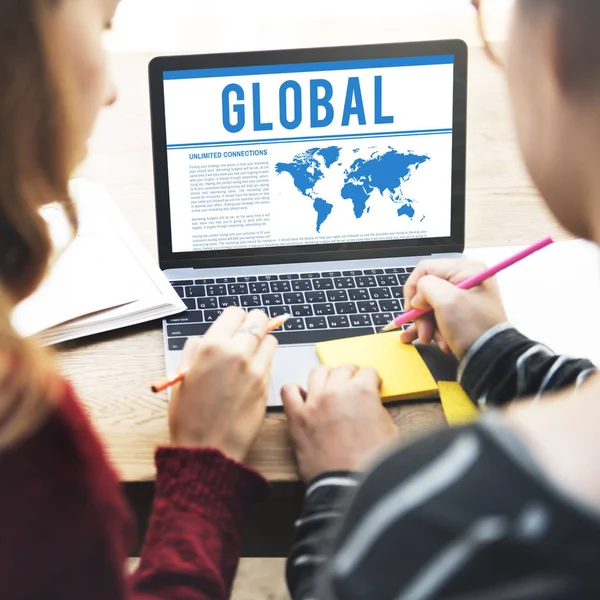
[520,0,600,94]
[0,0,77,449]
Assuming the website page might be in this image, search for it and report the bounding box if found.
[163,55,454,253]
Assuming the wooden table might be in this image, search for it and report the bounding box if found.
[58,46,567,555]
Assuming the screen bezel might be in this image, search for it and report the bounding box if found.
[149,40,468,270]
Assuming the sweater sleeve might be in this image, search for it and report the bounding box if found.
[457,323,597,408]
[129,447,269,600]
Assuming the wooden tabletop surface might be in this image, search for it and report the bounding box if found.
[57,46,567,483]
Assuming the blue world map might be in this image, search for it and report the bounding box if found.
[275,146,430,233]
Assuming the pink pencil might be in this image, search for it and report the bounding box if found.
[379,236,554,334]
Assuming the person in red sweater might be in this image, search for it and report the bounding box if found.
[0,1,280,598]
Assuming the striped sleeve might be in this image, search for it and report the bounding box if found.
[458,324,596,408]
[287,472,360,600]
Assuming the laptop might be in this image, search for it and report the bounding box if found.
[149,40,468,406]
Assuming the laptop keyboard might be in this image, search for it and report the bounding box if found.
[165,267,415,350]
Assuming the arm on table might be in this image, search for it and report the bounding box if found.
[130,448,268,600]
[458,323,596,407]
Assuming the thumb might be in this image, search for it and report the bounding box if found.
[281,383,306,420]
[412,275,462,312]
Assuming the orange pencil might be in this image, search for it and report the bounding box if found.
[150,313,290,393]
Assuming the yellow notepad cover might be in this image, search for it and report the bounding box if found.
[316,332,438,403]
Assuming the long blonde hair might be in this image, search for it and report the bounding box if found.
[0,0,77,449]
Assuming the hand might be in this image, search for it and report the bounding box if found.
[281,365,398,482]
[169,307,278,462]
[400,258,508,359]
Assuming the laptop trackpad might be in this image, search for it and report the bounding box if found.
[268,345,321,407]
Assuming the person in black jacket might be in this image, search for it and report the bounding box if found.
[282,1,600,598]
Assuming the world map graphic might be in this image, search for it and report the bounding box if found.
[275,146,430,233]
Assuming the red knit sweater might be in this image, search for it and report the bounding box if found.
[0,380,269,599]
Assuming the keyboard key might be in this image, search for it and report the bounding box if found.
[391,287,404,299]
[204,310,223,322]
[168,337,188,351]
[207,285,226,296]
[306,291,326,303]
[271,327,372,345]
[335,302,358,315]
[292,280,313,292]
[306,317,328,330]
[349,289,369,301]
[292,304,313,317]
[185,285,206,298]
[314,303,335,316]
[334,277,356,289]
[183,298,196,310]
[284,318,306,331]
[216,277,236,283]
[195,278,215,285]
[406,267,415,273]
[236,276,257,282]
[270,281,292,293]
[327,315,350,328]
[372,313,394,327]
[197,297,218,310]
[363,269,384,275]
[380,299,402,312]
[228,283,248,295]
[351,314,372,327]
[384,268,405,274]
[258,275,279,281]
[399,274,410,284]
[356,276,376,288]
[241,295,261,307]
[167,323,210,337]
[219,296,239,308]
[327,290,348,302]
[321,271,342,278]
[313,278,334,290]
[256,306,269,315]
[284,292,304,305]
[342,270,363,276]
[173,287,185,298]
[268,305,289,318]
[377,275,398,286]
[167,311,205,324]
[300,272,321,279]
[172,280,193,286]
[370,288,391,300]
[263,294,283,306]
[250,282,269,294]
[279,274,300,280]
[358,301,379,313]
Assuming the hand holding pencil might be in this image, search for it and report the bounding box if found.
[399,238,553,358]
[163,307,285,462]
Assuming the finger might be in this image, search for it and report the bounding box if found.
[400,324,418,345]
[328,364,360,387]
[281,383,306,420]
[204,306,247,341]
[307,365,330,400]
[415,314,436,346]
[434,331,451,354]
[251,333,279,374]
[354,367,383,391]
[230,309,270,357]
[179,336,203,370]
[417,275,464,314]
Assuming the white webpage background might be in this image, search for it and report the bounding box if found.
[165,62,454,252]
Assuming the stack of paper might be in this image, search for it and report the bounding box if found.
[11,179,185,345]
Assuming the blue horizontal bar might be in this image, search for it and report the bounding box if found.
[166,128,452,150]
[163,55,454,81]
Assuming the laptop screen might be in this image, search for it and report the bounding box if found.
[162,54,454,255]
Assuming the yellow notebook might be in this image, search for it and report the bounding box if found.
[316,332,438,403]
[438,381,480,426]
